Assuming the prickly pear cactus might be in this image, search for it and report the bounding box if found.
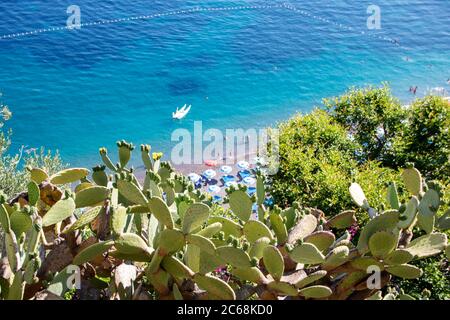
[0,142,447,300]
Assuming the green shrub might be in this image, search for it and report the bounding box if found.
[401,96,450,182]
[0,98,65,253]
[392,253,449,300]
[324,85,449,182]
[269,109,357,214]
[269,108,404,218]
[323,84,406,166]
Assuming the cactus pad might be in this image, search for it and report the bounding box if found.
[357,210,399,253]
[161,256,194,279]
[384,249,414,265]
[186,234,216,255]
[159,229,185,254]
[42,197,76,227]
[193,274,236,300]
[243,220,274,243]
[10,211,32,237]
[287,214,317,244]
[267,281,298,296]
[289,243,325,265]
[66,206,102,232]
[299,285,332,298]
[322,245,350,271]
[249,237,271,259]
[50,168,90,185]
[349,183,368,208]
[269,213,288,244]
[73,240,114,265]
[417,189,440,234]
[401,167,422,196]
[111,206,127,235]
[216,246,252,268]
[117,179,148,206]
[304,231,335,253]
[75,186,109,208]
[148,197,174,229]
[114,233,154,260]
[228,190,253,222]
[294,270,327,289]
[386,182,400,209]
[386,264,423,279]
[182,203,210,234]
[263,245,284,281]
[397,196,419,229]
[208,216,242,237]
[368,231,398,258]
[27,181,40,206]
[326,210,357,229]
[405,233,447,259]
[232,267,267,284]
[28,167,49,184]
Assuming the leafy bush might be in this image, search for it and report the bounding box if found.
[0,99,65,197]
[0,97,65,253]
[324,85,450,181]
[392,253,449,300]
[401,96,450,182]
[269,108,404,219]
[269,109,357,213]
[323,84,406,166]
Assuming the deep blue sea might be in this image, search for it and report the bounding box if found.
[0,0,449,167]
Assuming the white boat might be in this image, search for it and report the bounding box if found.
[172,104,191,119]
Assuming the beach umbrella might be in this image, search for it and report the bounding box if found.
[238,170,252,179]
[212,195,222,203]
[220,165,232,174]
[225,181,238,188]
[236,160,250,170]
[222,175,235,183]
[247,187,256,196]
[203,169,217,180]
[207,185,221,194]
[243,177,256,186]
[188,173,201,183]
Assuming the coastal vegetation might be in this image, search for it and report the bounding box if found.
[0,86,448,300]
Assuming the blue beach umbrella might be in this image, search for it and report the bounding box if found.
[188,173,201,183]
[212,195,222,203]
[247,187,256,196]
[238,170,252,179]
[225,181,238,188]
[243,176,256,186]
[203,169,217,180]
[207,185,221,194]
[220,165,233,174]
[237,160,250,170]
[222,175,235,183]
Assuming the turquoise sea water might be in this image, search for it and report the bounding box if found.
[0,0,449,167]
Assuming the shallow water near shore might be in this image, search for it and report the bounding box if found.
[0,0,449,167]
